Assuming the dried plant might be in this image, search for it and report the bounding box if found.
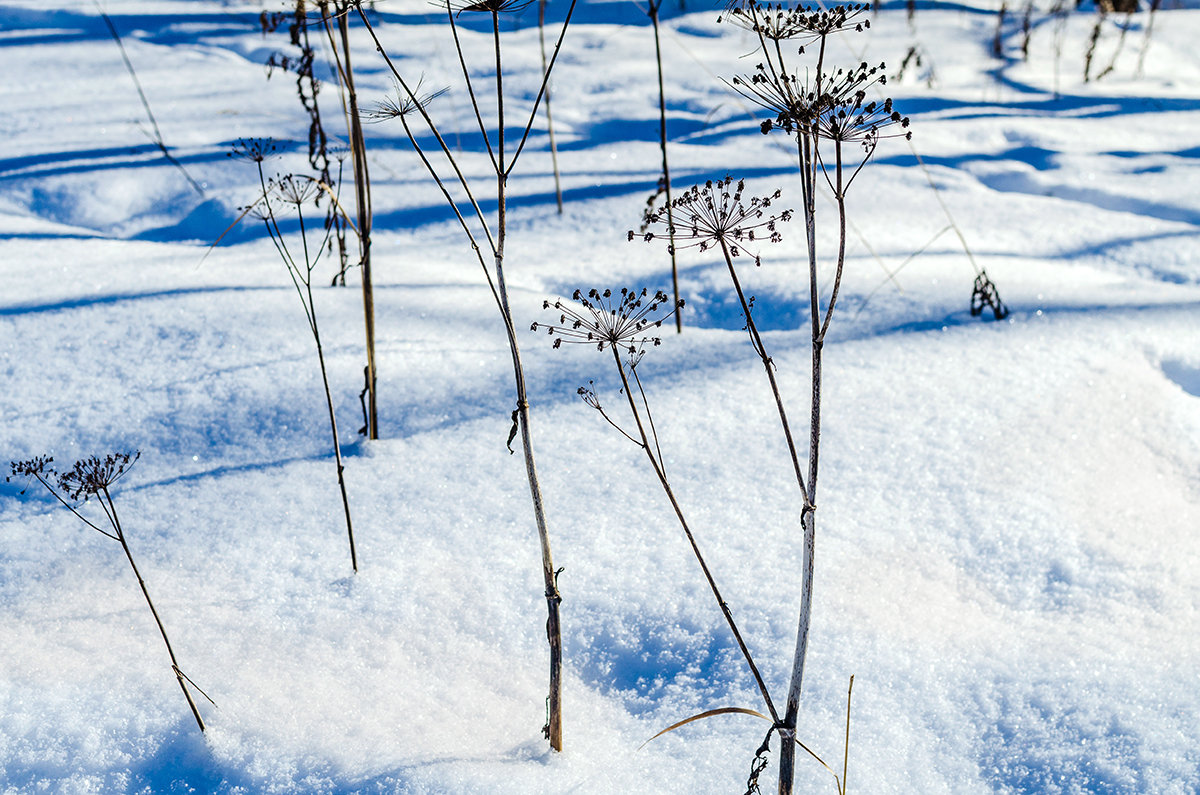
[233,144,359,573]
[261,0,353,287]
[535,287,849,794]
[686,3,908,790]
[7,452,214,733]
[315,1,380,440]
[971,269,1010,320]
[539,0,564,214]
[97,5,204,197]
[354,0,579,750]
[533,291,785,723]
[642,0,683,333]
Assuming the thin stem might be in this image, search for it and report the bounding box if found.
[842,675,855,795]
[629,366,665,479]
[447,2,499,173]
[649,4,681,334]
[818,141,847,341]
[506,0,581,175]
[358,0,566,751]
[103,487,207,733]
[307,277,359,573]
[30,473,118,540]
[96,4,205,197]
[492,9,564,752]
[299,202,358,572]
[356,7,498,255]
[538,0,563,214]
[263,194,358,573]
[718,240,811,509]
[612,349,779,725]
[396,112,506,313]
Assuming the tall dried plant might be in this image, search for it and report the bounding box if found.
[232,139,360,573]
[355,0,578,750]
[684,3,907,791]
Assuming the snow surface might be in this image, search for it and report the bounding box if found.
[2,0,1199,792]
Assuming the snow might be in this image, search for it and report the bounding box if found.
[2,0,1199,792]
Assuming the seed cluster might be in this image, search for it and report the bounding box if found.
[532,288,681,353]
[634,177,792,261]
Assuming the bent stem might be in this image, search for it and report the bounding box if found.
[611,350,779,724]
[716,239,811,510]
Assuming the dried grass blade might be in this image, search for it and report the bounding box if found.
[637,706,770,750]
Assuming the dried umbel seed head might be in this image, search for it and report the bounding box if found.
[364,80,449,123]
[57,451,140,502]
[8,455,54,486]
[451,0,534,14]
[728,68,821,136]
[532,288,683,354]
[273,174,320,207]
[634,177,791,261]
[732,60,906,141]
[818,93,911,148]
[577,380,602,410]
[722,1,871,43]
[229,137,283,163]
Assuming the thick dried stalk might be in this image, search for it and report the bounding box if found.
[322,3,378,440]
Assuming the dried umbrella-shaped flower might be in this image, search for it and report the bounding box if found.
[363,81,449,124]
[812,63,911,148]
[633,177,792,261]
[452,0,533,14]
[227,136,283,164]
[274,173,321,207]
[57,451,139,502]
[531,288,681,353]
[722,0,871,44]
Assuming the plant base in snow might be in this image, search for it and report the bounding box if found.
[971,270,1010,320]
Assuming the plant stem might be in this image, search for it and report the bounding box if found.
[717,240,810,506]
[356,1,572,750]
[308,281,359,573]
[649,1,681,333]
[103,487,206,733]
[612,351,778,724]
[779,129,842,795]
[491,10,563,750]
[329,3,378,440]
[538,0,563,214]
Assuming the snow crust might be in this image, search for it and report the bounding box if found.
[2,0,1199,792]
